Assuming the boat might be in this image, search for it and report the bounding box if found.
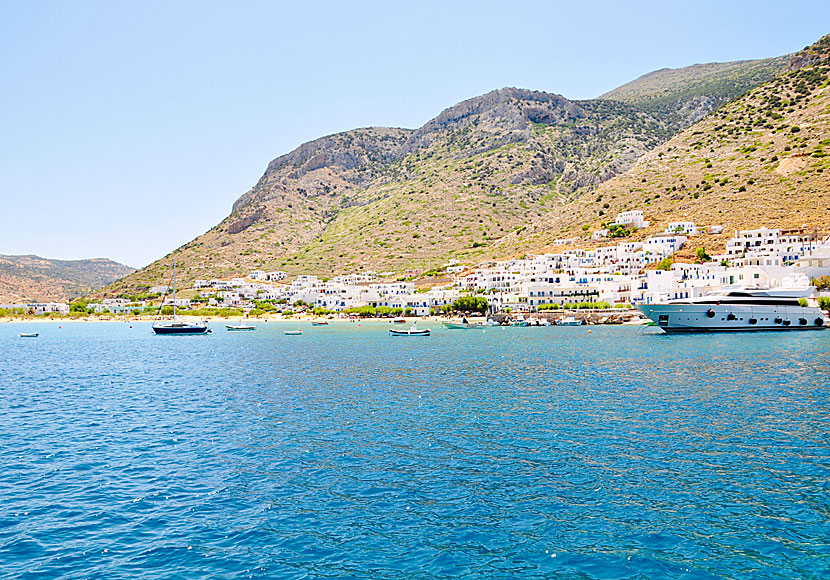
[637,286,827,333]
[391,317,407,324]
[556,316,583,326]
[152,260,210,335]
[19,332,38,338]
[389,321,430,336]
[508,315,530,327]
[284,329,303,335]
[443,316,485,330]
[226,323,255,331]
[311,320,329,326]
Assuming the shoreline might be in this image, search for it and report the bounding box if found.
[0,310,648,325]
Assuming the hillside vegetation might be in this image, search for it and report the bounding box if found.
[101,36,829,296]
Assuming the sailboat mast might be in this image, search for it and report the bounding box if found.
[173,259,176,318]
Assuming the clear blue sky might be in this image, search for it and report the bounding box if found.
[1,1,827,267]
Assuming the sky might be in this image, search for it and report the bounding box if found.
[1,1,828,268]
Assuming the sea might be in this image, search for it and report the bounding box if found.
[1,321,829,579]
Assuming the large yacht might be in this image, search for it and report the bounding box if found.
[637,287,827,333]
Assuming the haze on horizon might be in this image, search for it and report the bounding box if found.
[2,0,828,268]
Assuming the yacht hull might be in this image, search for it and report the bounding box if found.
[152,323,210,335]
[637,303,826,333]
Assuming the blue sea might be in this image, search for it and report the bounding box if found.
[1,321,829,579]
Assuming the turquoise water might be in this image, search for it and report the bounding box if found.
[1,321,829,579]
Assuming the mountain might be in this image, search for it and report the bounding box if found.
[0,255,135,303]
[601,56,790,128]
[500,34,830,257]
[106,88,672,293]
[103,35,828,295]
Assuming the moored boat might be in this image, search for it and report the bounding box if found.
[284,329,303,335]
[637,286,827,333]
[556,316,582,326]
[389,321,430,336]
[19,332,38,338]
[226,323,255,331]
[443,316,485,330]
[152,260,210,335]
[311,320,329,326]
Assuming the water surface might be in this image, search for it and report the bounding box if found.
[1,321,829,578]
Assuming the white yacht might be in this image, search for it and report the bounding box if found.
[637,287,827,333]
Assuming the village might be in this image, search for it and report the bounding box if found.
[5,212,830,319]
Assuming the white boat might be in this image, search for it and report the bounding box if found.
[311,320,329,326]
[152,259,210,335]
[389,321,430,336]
[637,286,827,333]
[509,315,530,327]
[443,316,485,330]
[556,316,582,326]
[284,329,303,335]
[226,323,255,331]
[19,332,38,338]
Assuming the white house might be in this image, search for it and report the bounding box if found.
[665,221,699,236]
[614,210,649,229]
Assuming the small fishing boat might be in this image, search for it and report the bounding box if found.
[389,321,430,336]
[391,317,407,324]
[284,329,303,336]
[556,316,582,326]
[226,323,255,331]
[443,316,485,330]
[19,332,39,338]
[311,320,329,326]
[509,315,530,327]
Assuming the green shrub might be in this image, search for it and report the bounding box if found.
[818,296,830,310]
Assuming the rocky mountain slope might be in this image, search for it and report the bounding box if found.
[500,35,830,257]
[0,255,134,302]
[102,36,828,295]
[107,89,671,293]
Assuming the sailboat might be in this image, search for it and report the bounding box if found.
[152,260,210,335]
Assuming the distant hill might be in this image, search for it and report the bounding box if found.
[499,35,830,257]
[600,56,790,128]
[100,34,828,295]
[0,255,134,302]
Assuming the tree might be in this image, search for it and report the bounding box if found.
[812,275,830,291]
[607,224,630,238]
[452,296,488,314]
[695,247,711,263]
[657,258,673,271]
